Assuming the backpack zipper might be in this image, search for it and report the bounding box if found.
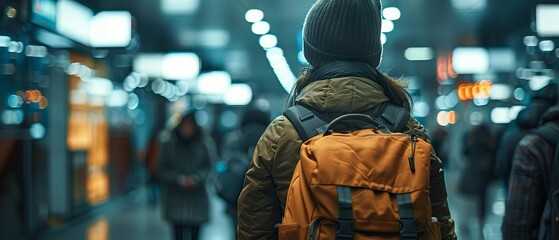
[409,134,417,173]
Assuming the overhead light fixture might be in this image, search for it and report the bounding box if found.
[90,11,132,48]
[223,84,253,106]
[105,89,128,107]
[0,36,11,47]
[199,29,230,48]
[539,40,555,52]
[491,107,512,124]
[133,54,163,78]
[56,0,93,45]
[381,19,394,33]
[197,71,232,95]
[161,0,200,14]
[452,47,490,74]
[536,5,559,37]
[84,77,114,96]
[383,7,401,21]
[245,9,264,23]
[381,34,387,45]
[252,21,271,35]
[259,34,277,49]
[161,53,200,80]
[404,47,434,61]
[489,84,511,100]
[35,29,74,48]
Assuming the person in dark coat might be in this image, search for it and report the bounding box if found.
[502,105,559,239]
[459,123,497,239]
[495,83,557,190]
[157,112,216,240]
[218,108,270,233]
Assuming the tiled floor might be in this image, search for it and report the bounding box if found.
[38,168,506,240]
[39,188,235,240]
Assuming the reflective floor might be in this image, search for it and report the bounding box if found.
[37,166,506,240]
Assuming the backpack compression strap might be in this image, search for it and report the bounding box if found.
[532,122,559,239]
[283,102,410,142]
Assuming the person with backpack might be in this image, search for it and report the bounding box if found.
[502,103,559,239]
[236,0,457,239]
[495,83,557,191]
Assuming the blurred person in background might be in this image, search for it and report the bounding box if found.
[215,108,270,238]
[502,103,559,239]
[431,126,450,169]
[494,83,557,191]
[236,0,457,239]
[458,123,497,239]
[0,139,23,240]
[157,111,216,240]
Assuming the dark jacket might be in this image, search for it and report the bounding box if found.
[237,74,457,239]
[502,105,559,239]
[495,84,557,188]
[157,130,215,224]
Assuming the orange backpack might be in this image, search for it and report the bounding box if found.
[279,103,441,240]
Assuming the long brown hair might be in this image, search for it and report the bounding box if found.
[285,67,413,112]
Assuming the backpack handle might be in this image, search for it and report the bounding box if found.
[324,114,382,136]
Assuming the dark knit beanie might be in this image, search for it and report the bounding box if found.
[303,0,383,68]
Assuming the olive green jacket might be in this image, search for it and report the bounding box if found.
[237,77,457,240]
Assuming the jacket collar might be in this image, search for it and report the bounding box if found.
[311,61,379,82]
[296,76,389,113]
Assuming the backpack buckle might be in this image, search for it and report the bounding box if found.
[335,219,354,239]
[399,218,418,240]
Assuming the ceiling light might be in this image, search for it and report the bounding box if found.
[404,47,434,61]
[381,34,387,45]
[105,89,128,107]
[491,107,511,124]
[161,0,200,14]
[523,36,538,47]
[381,19,394,33]
[536,5,559,37]
[90,11,132,47]
[84,77,114,96]
[35,30,74,48]
[539,40,555,52]
[161,53,200,80]
[197,71,232,95]
[133,54,163,78]
[223,84,253,106]
[383,7,401,21]
[252,21,270,35]
[259,34,277,49]
[245,9,264,23]
[0,36,11,47]
[199,29,229,48]
[56,0,93,45]
[452,47,490,74]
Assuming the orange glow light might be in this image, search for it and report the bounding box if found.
[448,111,458,124]
[447,52,458,79]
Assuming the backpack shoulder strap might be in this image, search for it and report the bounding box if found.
[283,102,410,142]
[283,104,334,142]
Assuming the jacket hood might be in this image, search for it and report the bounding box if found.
[296,76,389,113]
[516,100,556,128]
[516,84,557,128]
[541,105,559,124]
